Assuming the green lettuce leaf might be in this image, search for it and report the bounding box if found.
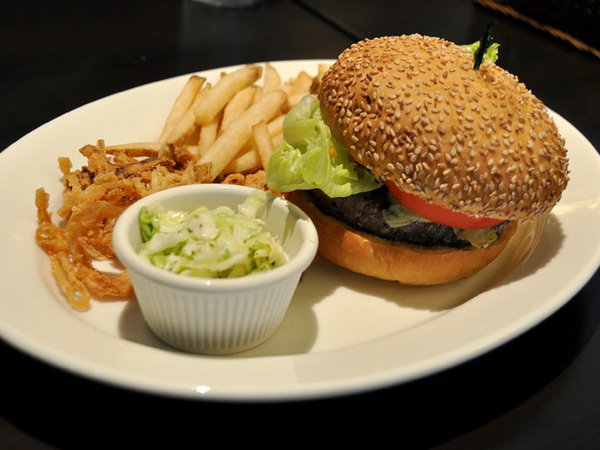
[461,41,500,64]
[265,95,381,198]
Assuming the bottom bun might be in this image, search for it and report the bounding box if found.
[289,190,518,286]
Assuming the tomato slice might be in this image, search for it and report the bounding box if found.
[385,181,504,230]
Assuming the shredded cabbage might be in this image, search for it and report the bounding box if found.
[265,95,381,198]
[138,190,288,278]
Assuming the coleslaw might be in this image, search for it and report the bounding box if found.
[137,190,288,278]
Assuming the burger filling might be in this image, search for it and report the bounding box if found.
[310,188,505,249]
[266,94,505,250]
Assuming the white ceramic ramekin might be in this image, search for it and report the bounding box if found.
[113,184,318,354]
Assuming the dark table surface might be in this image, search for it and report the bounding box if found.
[2,1,599,448]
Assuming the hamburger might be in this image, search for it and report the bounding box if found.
[266,34,569,285]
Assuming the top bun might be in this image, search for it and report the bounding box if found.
[318,34,569,220]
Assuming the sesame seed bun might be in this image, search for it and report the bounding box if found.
[290,190,518,285]
[318,34,569,220]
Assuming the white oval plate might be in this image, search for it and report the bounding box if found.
[1,61,599,402]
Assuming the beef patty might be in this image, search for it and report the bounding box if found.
[310,187,506,248]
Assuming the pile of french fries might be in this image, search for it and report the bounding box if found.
[104,62,329,182]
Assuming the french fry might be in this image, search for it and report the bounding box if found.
[197,111,221,156]
[285,92,308,109]
[263,62,281,93]
[267,114,285,137]
[222,147,262,175]
[318,63,330,77]
[222,106,285,174]
[220,85,257,134]
[281,81,294,96]
[163,83,213,146]
[158,75,205,142]
[290,70,313,94]
[250,85,264,105]
[271,132,284,147]
[252,120,275,170]
[194,64,262,126]
[197,89,287,181]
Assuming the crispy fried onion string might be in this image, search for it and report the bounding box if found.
[34,142,236,311]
